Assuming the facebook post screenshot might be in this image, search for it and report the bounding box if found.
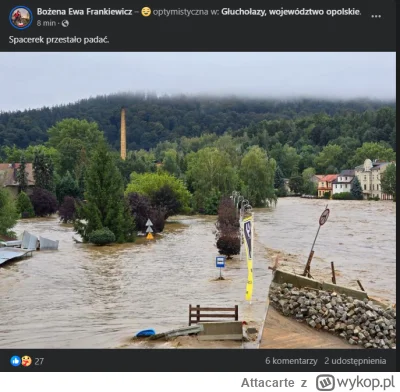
[0,0,397,390]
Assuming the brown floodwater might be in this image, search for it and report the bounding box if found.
[0,198,395,348]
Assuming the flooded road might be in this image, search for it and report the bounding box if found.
[0,198,395,348]
[255,198,396,304]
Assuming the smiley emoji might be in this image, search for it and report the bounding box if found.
[141,7,151,17]
[21,356,32,367]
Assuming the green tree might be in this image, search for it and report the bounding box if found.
[239,146,277,207]
[270,143,301,177]
[314,144,344,174]
[33,150,55,192]
[289,175,304,194]
[74,140,136,243]
[47,118,104,150]
[2,145,59,167]
[380,163,396,201]
[125,149,156,174]
[302,167,317,195]
[0,188,19,238]
[162,149,180,177]
[57,138,86,177]
[186,147,238,211]
[351,142,396,167]
[203,189,222,215]
[16,155,28,193]
[47,119,103,178]
[126,171,191,213]
[16,191,35,218]
[56,171,81,204]
[351,176,364,200]
[274,165,286,197]
[214,134,241,166]
[1,145,24,163]
[274,165,285,189]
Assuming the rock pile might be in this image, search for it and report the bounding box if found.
[269,283,396,349]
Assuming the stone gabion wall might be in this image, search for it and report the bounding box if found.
[269,283,396,349]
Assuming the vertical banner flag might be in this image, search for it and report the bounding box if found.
[243,214,253,301]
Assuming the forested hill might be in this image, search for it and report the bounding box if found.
[0,93,396,151]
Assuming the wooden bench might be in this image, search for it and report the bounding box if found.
[189,304,239,326]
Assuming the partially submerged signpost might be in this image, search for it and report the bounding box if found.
[146,219,154,240]
[216,255,225,280]
[302,205,330,278]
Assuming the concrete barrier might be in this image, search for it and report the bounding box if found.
[197,321,243,341]
[272,269,368,301]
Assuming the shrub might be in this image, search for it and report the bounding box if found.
[323,192,330,199]
[216,197,240,235]
[89,227,116,246]
[215,196,241,258]
[59,196,77,223]
[126,192,166,233]
[126,171,191,213]
[151,185,182,219]
[276,186,287,197]
[29,188,58,217]
[332,192,354,200]
[216,235,240,259]
[16,191,35,218]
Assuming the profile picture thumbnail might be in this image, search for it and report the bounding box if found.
[10,6,33,30]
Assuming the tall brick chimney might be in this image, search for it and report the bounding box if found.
[120,107,127,160]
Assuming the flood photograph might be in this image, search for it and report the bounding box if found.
[0,52,396,350]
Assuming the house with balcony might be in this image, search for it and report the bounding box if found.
[354,159,395,200]
[317,174,338,198]
[332,170,355,195]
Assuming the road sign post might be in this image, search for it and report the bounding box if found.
[216,256,226,280]
[303,205,330,277]
[146,219,154,240]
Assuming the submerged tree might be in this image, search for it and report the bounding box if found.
[29,188,58,217]
[126,192,166,233]
[74,140,136,243]
[16,191,35,218]
[215,197,240,259]
[59,196,78,223]
[89,228,116,246]
[126,171,191,215]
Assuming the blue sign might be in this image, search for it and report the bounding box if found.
[216,256,226,268]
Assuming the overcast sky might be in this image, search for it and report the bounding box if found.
[0,52,395,112]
